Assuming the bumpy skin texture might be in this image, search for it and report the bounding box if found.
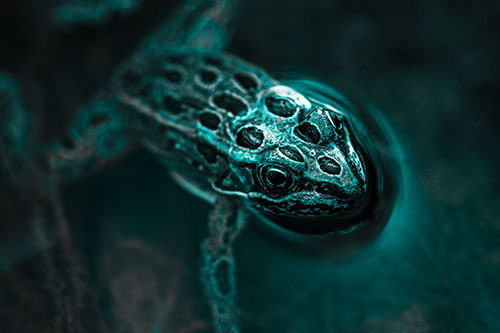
[44,45,369,333]
[50,48,369,225]
[1,0,372,332]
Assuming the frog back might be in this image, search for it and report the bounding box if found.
[113,48,275,197]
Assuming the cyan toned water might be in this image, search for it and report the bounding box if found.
[1,0,499,331]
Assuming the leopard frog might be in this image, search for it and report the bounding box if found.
[0,0,399,331]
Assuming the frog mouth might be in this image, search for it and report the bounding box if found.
[245,185,375,236]
[247,191,351,217]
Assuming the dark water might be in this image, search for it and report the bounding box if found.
[1,0,499,331]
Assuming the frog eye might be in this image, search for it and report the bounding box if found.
[264,96,297,117]
[266,168,287,186]
[258,165,294,193]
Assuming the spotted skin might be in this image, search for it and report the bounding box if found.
[1,1,373,332]
[106,49,368,223]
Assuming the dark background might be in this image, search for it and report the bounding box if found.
[1,0,499,331]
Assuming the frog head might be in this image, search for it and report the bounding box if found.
[220,85,373,235]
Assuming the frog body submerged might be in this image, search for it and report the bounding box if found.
[0,1,397,332]
[84,48,370,228]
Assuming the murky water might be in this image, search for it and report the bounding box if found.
[1,0,499,331]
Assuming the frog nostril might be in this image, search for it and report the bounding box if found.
[318,156,341,175]
[294,122,321,144]
[316,182,335,195]
[303,182,314,191]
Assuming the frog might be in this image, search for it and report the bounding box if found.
[0,0,391,332]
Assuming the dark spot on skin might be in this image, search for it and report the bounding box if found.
[161,96,204,115]
[279,146,304,162]
[61,134,74,149]
[200,112,220,130]
[200,70,217,84]
[162,96,183,114]
[162,69,182,83]
[204,56,222,67]
[235,126,264,149]
[265,97,296,117]
[318,156,341,175]
[182,97,204,110]
[89,114,109,127]
[196,142,218,164]
[235,73,257,90]
[294,122,321,144]
[213,94,247,115]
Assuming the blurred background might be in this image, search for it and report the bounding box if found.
[1,0,499,331]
